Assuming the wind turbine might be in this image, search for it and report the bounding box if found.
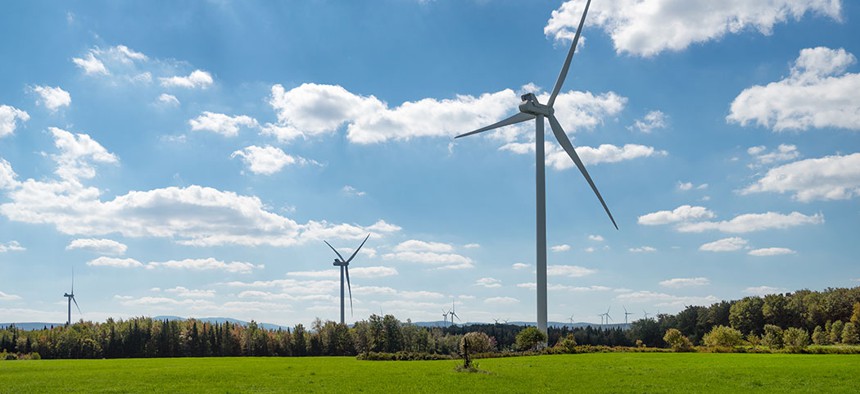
[442,309,449,326]
[642,309,650,319]
[454,0,616,336]
[623,306,634,324]
[568,314,575,325]
[450,300,461,326]
[324,234,370,325]
[63,271,81,326]
[601,306,612,326]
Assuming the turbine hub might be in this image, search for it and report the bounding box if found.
[518,93,553,116]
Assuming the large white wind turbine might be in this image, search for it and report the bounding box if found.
[63,271,81,326]
[325,234,370,325]
[455,0,616,336]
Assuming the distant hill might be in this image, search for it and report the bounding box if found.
[0,322,62,331]
[1,317,289,331]
[410,320,630,330]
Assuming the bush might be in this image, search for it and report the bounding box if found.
[460,332,495,355]
[841,322,859,345]
[515,327,547,351]
[783,327,810,352]
[762,325,784,349]
[5,352,18,360]
[703,325,743,348]
[812,326,828,345]
[830,321,844,345]
[553,334,577,354]
[663,329,693,352]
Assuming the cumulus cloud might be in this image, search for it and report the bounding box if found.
[231,145,312,175]
[699,237,748,252]
[743,153,860,202]
[728,47,860,131]
[0,241,25,253]
[393,240,454,253]
[748,247,796,256]
[160,70,214,89]
[551,244,571,252]
[32,85,71,111]
[0,159,18,190]
[475,277,502,288]
[546,0,842,57]
[629,246,656,253]
[588,234,604,242]
[547,265,596,277]
[542,143,667,170]
[87,256,144,268]
[638,205,715,225]
[146,258,262,274]
[677,182,708,191]
[629,110,668,133]
[659,277,710,288]
[189,112,258,137]
[384,239,473,269]
[615,290,719,308]
[512,263,530,270]
[744,286,785,296]
[287,266,398,279]
[0,105,30,138]
[342,185,366,197]
[678,212,823,233]
[72,53,109,75]
[157,94,180,106]
[66,238,127,256]
[49,127,119,181]
[164,286,216,298]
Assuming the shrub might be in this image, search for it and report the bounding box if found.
[5,353,18,360]
[553,334,577,354]
[829,321,844,345]
[762,325,784,349]
[663,329,693,352]
[812,326,828,345]
[703,325,743,348]
[852,302,860,326]
[515,327,546,351]
[783,327,810,352]
[841,322,859,345]
[460,332,495,355]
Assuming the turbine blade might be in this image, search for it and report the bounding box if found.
[345,266,353,316]
[548,115,618,230]
[547,0,592,108]
[324,240,346,262]
[346,233,370,264]
[455,112,535,139]
[72,296,81,314]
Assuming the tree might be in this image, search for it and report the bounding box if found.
[662,328,692,352]
[292,324,307,356]
[782,327,810,352]
[554,334,577,353]
[515,327,546,351]
[729,297,764,335]
[460,332,494,354]
[851,302,860,326]
[761,324,783,349]
[812,326,828,345]
[829,320,844,344]
[702,325,743,348]
[841,322,859,345]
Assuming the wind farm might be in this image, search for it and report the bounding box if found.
[2,0,860,391]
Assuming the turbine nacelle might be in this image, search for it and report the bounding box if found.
[518,93,554,117]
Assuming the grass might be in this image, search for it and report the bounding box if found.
[1,353,859,393]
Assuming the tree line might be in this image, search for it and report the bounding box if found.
[2,286,858,359]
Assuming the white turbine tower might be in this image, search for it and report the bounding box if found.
[455,0,616,336]
[324,234,370,325]
[63,270,81,326]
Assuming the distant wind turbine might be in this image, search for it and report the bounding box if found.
[442,309,449,326]
[568,314,575,325]
[623,306,634,324]
[450,300,461,326]
[601,306,612,326]
[454,0,616,336]
[642,309,650,320]
[63,270,81,326]
[324,234,370,325]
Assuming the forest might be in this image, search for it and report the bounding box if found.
[2,286,859,359]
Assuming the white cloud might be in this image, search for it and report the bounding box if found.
[659,277,710,288]
[616,291,719,308]
[72,53,109,75]
[630,110,668,133]
[0,241,25,253]
[0,105,30,138]
[546,1,842,57]
[678,212,824,233]
[551,244,571,252]
[505,142,666,171]
[512,263,530,270]
[629,246,656,253]
[393,240,454,253]
[342,185,366,197]
[677,182,708,192]
[383,251,474,270]
[547,265,596,277]
[729,47,860,131]
[475,277,502,288]
[743,286,785,296]
[189,112,258,137]
[286,266,398,279]
[146,258,262,274]
[231,145,310,175]
[87,256,144,268]
[699,237,748,252]
[157,93,180,106]
[160,70,214,89]
[748,144,800,167]
[484,296,519,305]
[638,205,715,226]
[588,234,604,242]
[464,243,480,249]
[164,286,216,298]
[66,238,127,256]
[748,247,796,256]
[743,153,860,202]
[32,85,71,111]
[0,291,22,301]
[49,127,119,181]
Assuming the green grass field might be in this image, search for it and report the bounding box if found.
[2,353,859,393]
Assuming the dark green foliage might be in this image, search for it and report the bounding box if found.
[762,324,784,349]
[841,322,859,345]
[514,327,546,351]
[829,320,844,344]
[782,327,810,352]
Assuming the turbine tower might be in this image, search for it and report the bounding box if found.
[449,300,460,326]
[324,234,370,325]
[63,271,81,326]
[623,306,634,324]
[455,0,616,336]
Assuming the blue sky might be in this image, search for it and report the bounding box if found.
[1,0,859,326]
